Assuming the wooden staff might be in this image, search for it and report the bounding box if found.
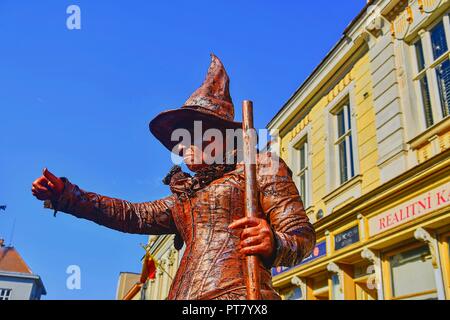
[242,100,262,300]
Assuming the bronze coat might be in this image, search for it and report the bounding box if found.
[45,152,316,300]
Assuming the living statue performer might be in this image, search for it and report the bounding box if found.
[31,54,316,300]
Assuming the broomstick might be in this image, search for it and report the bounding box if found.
[242,100,262,300]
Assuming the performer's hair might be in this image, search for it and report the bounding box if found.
[162,165,182,185]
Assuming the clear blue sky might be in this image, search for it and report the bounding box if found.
[0,0,365,299]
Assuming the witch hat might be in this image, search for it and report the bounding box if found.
[149,54,242,152]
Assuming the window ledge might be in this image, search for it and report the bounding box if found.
[409,117,450,150]
[323,175,363,204]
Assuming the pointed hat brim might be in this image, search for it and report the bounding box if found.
[149,107,242,153]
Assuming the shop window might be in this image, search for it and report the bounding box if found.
[0,288,12,300]
[283,287,303,300]
[312,273,329,300]
[412,15,450,130]
[387,245,437,300]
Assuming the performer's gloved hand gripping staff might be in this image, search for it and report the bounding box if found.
[31,54,316,300]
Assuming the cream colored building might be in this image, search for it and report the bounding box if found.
[116,235,183,300]
[267,0,450,300]
[116,272,140,300]
[139,235,184,300]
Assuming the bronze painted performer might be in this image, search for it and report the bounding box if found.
[31,55,316,300]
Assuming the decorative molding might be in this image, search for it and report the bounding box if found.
[288,115,311,143]
[408,117,450,149]
[158,258,166,276]
[360,247,383,295]
[327,262,343,293]
[414,227,438,268]
[168,248,177,266]
[323,175,363,205]
[327,74,354,104]
[357,214,367,240]
[290,276,307,301]
[361,247,377,264]
[327,262,340,273]
[376,145,408,168]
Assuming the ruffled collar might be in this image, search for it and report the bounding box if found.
[163,159,237,198]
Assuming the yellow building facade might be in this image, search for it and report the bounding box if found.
[267,0,450,300]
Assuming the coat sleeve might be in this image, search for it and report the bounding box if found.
[44,178,178,235]
[257,152,316,268]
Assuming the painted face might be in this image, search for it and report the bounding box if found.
[184,144,204,170]
[177,137,225,172]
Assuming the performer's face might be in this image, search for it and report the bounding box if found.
[183,144,205,172]
[181,138,225,172]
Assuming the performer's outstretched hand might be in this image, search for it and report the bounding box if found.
[229,217,275,261]
[31,168,64,201]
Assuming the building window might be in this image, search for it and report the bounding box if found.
[386,245,437,300]
[334,102,355,185]
[412,16,450,129]
[292,138,309,207]
[0,288,12,300]
[283,287,303,300]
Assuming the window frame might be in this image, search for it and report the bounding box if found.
[294,138,309,206]
[324,85,360,194]
[288,125,312,209]
[381,242,438,300]
[411,14,450,130]
[0,288,12,300]
[330,99,357,187]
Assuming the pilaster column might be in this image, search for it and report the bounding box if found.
[327,262,344,300]
[290,276,307,301]
[361,247,384,300]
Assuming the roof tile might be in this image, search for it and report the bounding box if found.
[0,247,32,274]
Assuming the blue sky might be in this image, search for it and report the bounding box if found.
[0,1,365,299]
